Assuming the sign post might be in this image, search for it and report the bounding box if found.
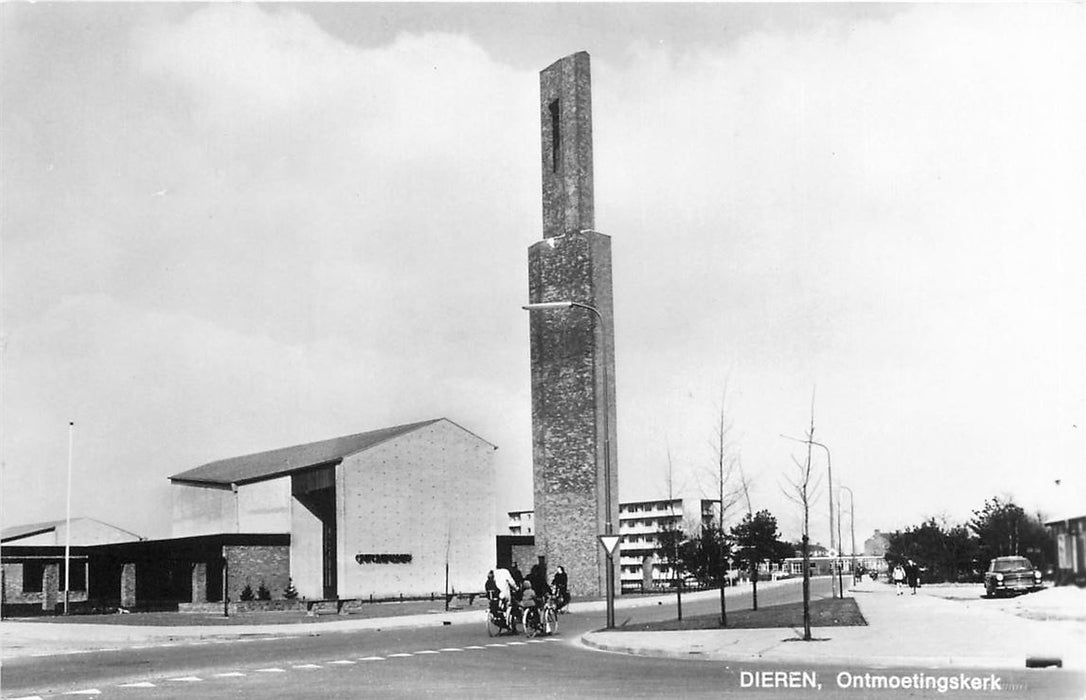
[598,535,621,629]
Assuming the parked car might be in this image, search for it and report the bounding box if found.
[983,556,1043,598]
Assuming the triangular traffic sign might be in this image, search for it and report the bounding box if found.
[598,534,622,557]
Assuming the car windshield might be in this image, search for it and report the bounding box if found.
[992,558,1032,572]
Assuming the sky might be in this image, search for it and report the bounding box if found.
[2,3,1083,550]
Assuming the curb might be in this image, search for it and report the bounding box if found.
[579,632,1029,670]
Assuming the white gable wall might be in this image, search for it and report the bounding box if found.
[337,420,496,598]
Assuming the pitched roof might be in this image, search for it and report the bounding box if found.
[1,517,142,543]
[168,419,450,486]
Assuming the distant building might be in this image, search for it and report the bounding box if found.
[1045,513,1085,586]
[618,498,720,590]
[864,529,890,557]
[507,510,534,536]
[506,497,721,591]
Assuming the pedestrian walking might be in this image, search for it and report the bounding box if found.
[905,559,920,595]
[892,563,906,595]
[551,565,570,613]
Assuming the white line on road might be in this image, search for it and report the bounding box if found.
[415,650,440,654]
[292,664,323,669]
[213,672,247,677]
[167,676,202,682]
[329,660,355,664]
[9,696,45,700]
[507,642,528,646]
[438,648,463,652]
[358,656,385,661]
[387,653,413,658]
[484,643,507,647]
[255,668,286,673]
[62,691,101,696]
[118,682,157,688]
[464,646,486,649]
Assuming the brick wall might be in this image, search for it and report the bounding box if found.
[224,545,290,601]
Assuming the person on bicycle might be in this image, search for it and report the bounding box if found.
[485,570,501,617]
[519,579,539,628]
[551,565,569,612]
[492,566,517,614]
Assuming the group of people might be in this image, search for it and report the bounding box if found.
[891,559,921,595]
[485,562,570,626]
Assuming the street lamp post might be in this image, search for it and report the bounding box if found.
[64,421,74,615]
[523,300,615,629]
[840,485,856,584]
[781,435,835,598]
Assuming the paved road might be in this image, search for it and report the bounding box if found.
[3,579,1082,699]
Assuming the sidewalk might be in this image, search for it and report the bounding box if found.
[582,580,1086,669]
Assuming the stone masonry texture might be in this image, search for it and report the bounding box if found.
[225,545,290,601]
[540,51,594,240]
[529,52,619,599]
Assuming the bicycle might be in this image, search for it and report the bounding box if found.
[485,598,519,637]
[521,596,558,638]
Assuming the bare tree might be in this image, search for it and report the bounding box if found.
[657,444,686,620]
[782,399,822,641]
[705,385,744,627]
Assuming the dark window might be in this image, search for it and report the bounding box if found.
[60,560,86,591]
[23,562,44,592]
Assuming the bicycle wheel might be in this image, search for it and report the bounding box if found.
[543,607,557,635]
[522,609,538,638]
[486,611,500,637]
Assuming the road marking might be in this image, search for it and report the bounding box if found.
[507,641,528,646]
[387,653,413,658]
[119,682,157,688]
[98,647,121,652]
[255,668,286,673]
[329,660,355,665]
[438,647,463,652]
[527,640,546,644]
[167,676,202,682]
[464,645,486,649]
[213,672,247,677]
[9,696,45,700]
[359,656,385,661]
[158,643,178,648]
[484,643,507,647]
[415,650,440,654]
[62,691,101,696]
[292,664,323,669]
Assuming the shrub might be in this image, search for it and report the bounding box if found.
[257,581,272,601]
[284,579,299,600]
[240,583,254,601]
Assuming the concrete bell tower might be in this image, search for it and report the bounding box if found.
[526,52,619,599]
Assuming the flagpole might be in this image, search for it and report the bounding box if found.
[64,421,74,615]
